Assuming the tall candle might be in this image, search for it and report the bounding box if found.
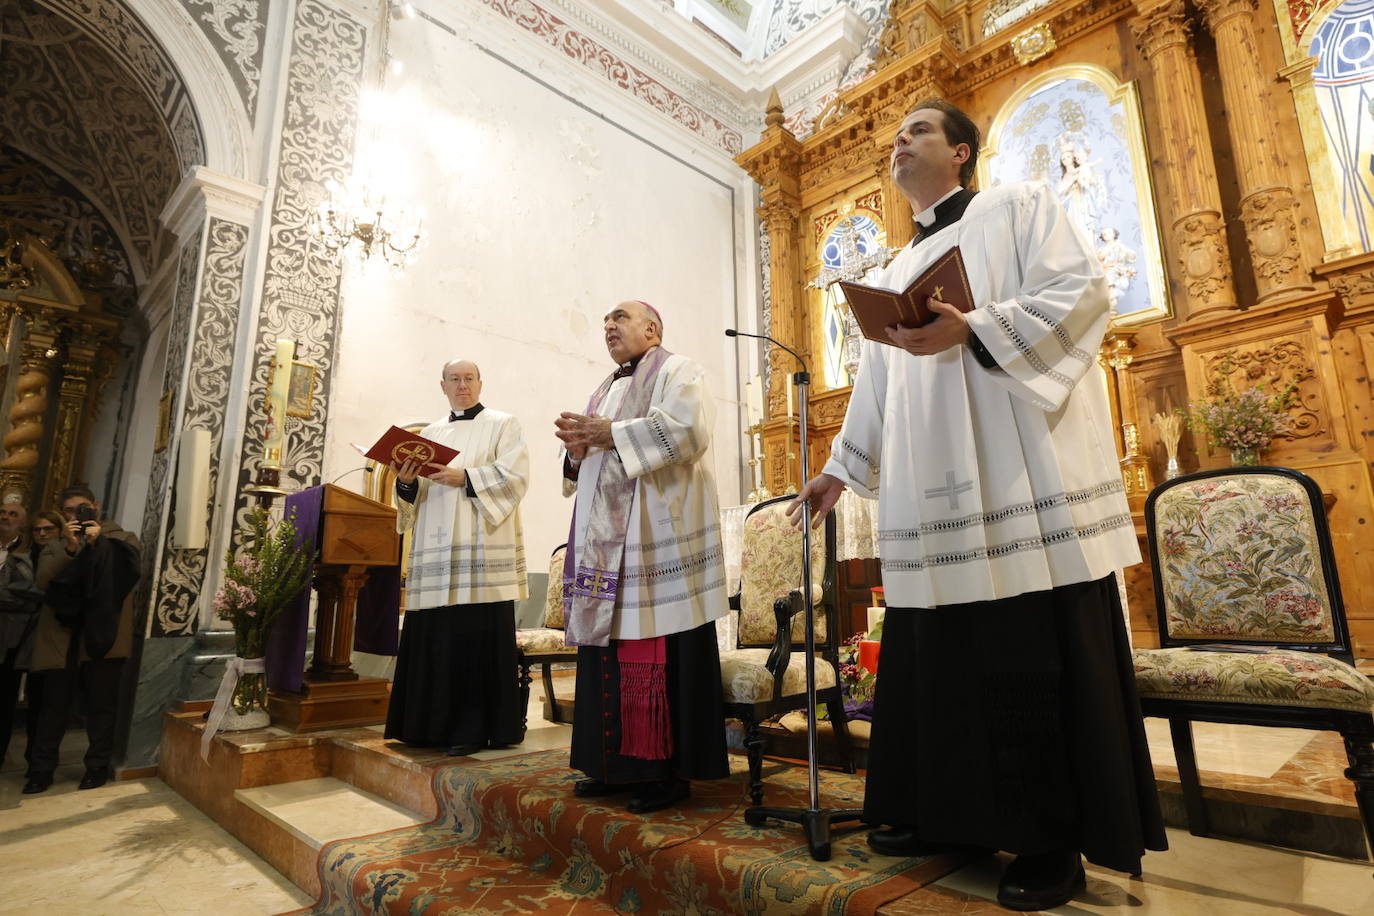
[785,380,794,420]
[743,380,756,427]
[750,373,764,422]
[263,339,295,467]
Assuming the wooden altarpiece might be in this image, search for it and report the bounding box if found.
[736,0,1374,657]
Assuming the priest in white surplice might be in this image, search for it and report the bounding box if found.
[385,359,529,757]
[792,100,1165,911]
[554,301,728,814]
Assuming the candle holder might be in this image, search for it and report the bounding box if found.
[244,463,290,507]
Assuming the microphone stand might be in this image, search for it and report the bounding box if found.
[727,329,863,861]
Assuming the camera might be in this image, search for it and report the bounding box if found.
[74,504,97,523]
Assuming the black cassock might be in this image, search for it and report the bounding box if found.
[570,620,728,784]
[863,573,1167,875]
[386,600,522,748]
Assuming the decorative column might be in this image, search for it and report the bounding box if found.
[0,307,61,502]
[1131,0,1239,319]
[1197,0,1313,302]
[44,321,107,511]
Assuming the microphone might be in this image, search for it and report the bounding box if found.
[724,328,809,375]
[330,465,376,485]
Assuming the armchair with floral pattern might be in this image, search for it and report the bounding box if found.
[719,495,856,807]
[1135,466,1374,856]
[514,544,578,728]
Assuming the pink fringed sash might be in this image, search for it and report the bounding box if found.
[617,636,672,760]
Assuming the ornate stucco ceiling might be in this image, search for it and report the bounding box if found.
[0,0,206,285]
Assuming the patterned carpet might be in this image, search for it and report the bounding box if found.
[285,749,961,915]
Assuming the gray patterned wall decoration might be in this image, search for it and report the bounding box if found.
[2,1,204,281]
[140,227,204,636]
[0,146,137,304]
[232,0,366,524]
[153,218,248,637]
[762,0,889,57]
[180,0,268,119]
[30,0,206,174]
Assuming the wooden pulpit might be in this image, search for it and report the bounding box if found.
[268,484,400,731]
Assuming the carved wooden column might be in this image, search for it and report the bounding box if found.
[44,322,103,510]
[1131,0,1239,320]
[1197,0,1313,302]
[0,308,59,502]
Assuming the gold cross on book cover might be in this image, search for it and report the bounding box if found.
[837,246,974,345]
[352,426,460,475]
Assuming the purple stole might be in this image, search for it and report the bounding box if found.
[563,345,674,759]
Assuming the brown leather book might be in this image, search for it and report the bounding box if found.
[354,426,459,476]
[837,246,974,345]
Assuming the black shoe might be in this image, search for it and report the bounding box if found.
[78,767,110,790]
[573,778,638,799]
[445,744,484,757]
[866,826,994,858]
[22,773,53,794]
[996,849,1085,911]
[626,778,690,814]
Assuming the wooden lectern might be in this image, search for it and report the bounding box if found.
[268,484,400,731]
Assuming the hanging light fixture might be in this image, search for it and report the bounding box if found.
[310,180,424,268]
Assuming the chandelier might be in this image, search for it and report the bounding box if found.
[311,181,424,268]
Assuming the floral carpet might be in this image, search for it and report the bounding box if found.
[285,749,960,915]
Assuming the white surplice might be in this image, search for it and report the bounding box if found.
[564,353,728,640]
[398,409,529,608]
[822,181,1140,609]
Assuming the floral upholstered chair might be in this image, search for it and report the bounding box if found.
[1135,467,1374,855]
[514,544,578,729]
[719,495,856,806]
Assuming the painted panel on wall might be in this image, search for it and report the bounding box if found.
[984,76,1169,325]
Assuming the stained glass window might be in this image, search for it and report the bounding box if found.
[820,214,884,388]
[1310,0,1374,252]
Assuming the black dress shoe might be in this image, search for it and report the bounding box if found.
[626,778,690,814]
[867,827,994,858]
[22,773,53,794]
[446,744,483,757]
[996,849,1085,911]
[573,778,638,798]
[78,767,110,790]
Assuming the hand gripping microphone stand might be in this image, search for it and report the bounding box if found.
[726,329,863,860]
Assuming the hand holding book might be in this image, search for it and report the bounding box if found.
[352,426,460,479]
[837,246,974,347]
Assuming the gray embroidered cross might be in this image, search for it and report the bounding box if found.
[925,471,973,510]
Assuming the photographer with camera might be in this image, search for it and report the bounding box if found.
[1,500,44,773]
[22,486,140,794]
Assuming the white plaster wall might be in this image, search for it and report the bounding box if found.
[325,17,746,566]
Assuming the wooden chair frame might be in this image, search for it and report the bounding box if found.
[1140,466,1374,859]
[722,494,857,806]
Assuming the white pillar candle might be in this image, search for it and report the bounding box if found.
[743,380,756,427]
[866,605,885,634]
[263,338,295,467]
[750,373,764,423]
[785,378,794,420]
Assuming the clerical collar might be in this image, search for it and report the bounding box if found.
[613,353,646,380]
[911,187,977,247]
[449,403,485,422]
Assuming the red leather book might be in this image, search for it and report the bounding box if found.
[356,426,459,476]
[837,245,974,345]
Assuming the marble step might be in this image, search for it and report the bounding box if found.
[237,777,423,851]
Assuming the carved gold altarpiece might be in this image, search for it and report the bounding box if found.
[736,0,1374,656]
[0,231,126,513]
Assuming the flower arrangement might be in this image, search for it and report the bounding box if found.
[833,616,884,721]
[212,507,314,713]
[1183,353,1299,464]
